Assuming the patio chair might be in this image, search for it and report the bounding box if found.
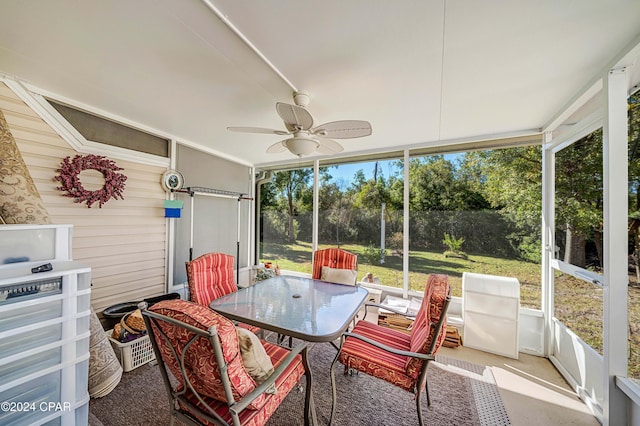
[312,248,358,285]
[310,247,360,334]
[186,252,239,306]
[187,252,261,335]
[140,299,316,426]
[329,274,451,426]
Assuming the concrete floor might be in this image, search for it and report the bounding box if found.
[440,345,599,425]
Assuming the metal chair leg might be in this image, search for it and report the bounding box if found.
[425,379,431,406]
[301,348,317,426]
[329,343,344,426]
[416,389,424,426]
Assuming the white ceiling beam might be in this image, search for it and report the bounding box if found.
[200,0,297,93]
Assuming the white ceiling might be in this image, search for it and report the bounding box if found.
[1,0,639,167]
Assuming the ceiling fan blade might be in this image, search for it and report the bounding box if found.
[266,140,288,153]
[312,120,372,139]
[316,138,344,154]
[276,102,314,131]
[227,126,290,135]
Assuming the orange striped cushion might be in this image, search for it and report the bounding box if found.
[406,274,449,379]
[186,253,237,306]
[338,320,416,391]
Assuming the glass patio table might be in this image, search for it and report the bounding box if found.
[209,275,368,343]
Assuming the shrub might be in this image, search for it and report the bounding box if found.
[443,233,468,259]
[443,233,464,252]
[363,243,387,265]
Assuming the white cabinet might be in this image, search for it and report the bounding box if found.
[0,225,91,425]
[462,272,520,359]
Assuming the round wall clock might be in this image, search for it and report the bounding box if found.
[161,170,184,192]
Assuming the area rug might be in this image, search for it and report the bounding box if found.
[433,355,511,426]
[89,340,509,426]
[266,344,510,426]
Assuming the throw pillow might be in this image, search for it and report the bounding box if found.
[321,266,357,286]
[236,327,277,394]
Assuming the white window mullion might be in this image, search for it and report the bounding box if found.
[602,66,629,426]
[541,131,555,357]
[403,149,410,297]
[312,160,319,254]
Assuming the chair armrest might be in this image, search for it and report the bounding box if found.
[363,302,417,318]
[230,342,308,414]
[342,331,435,361]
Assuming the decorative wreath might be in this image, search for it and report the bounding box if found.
[55,154,127,208]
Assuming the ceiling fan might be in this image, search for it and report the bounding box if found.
[227,91,372,157]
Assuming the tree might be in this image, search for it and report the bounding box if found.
[263,169,313,243]
[467,140,604,268]
[463,147,542,261]
[627,93,640,279]
[318,177,351,244]
[554,133,603,268]
[408,156,457,211]
[406,155,497,253]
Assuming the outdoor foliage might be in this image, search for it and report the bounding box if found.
[260,154,539,261]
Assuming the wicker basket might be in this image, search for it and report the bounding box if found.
[107,330,155,372]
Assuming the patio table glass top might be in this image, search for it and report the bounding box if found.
[210,275,368,342]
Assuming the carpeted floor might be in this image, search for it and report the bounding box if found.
[89,339,509,426]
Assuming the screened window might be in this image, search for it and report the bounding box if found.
[552,128,605,353]
[407,150,542,304]
[257,144,542,307]
[318,158,404,286]
[258,167,314,274]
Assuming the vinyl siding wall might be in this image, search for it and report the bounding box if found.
[0,82,167,312]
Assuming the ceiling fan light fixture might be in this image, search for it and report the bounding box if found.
[285,137,319,156]
[293,90,310,107]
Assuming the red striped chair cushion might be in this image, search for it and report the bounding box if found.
[312,248,358,280]
[186,252,261,335]
[179,340,306,426]
[406,274,449,380]
[338,320,416,392]
[237,322,263,335]
[186,252,237,307]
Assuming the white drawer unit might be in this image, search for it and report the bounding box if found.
[462,272,520,359]
[0,224,91,426]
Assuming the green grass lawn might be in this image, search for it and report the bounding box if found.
[261,241,640,377]
[261,241,541,306]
